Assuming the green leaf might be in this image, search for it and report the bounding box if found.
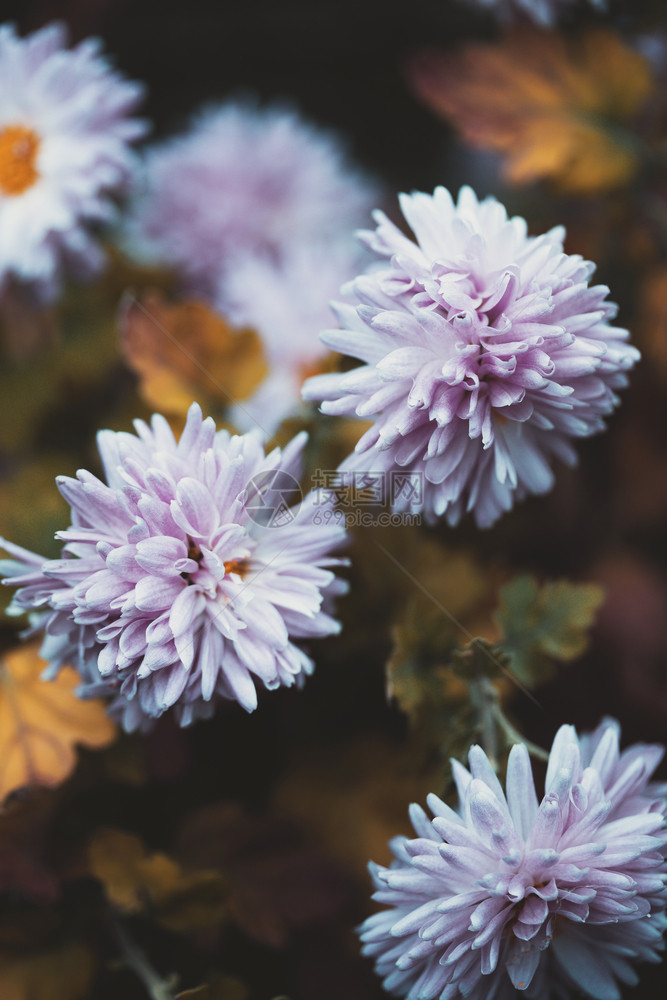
[496,575,605,686]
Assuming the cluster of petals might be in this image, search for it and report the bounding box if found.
[303,186,639,527]
[0,21,146,299]
[0,404,347,731]
[360,719,667,1000]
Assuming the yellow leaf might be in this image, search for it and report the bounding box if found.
[0,644,116,803]
[409,28,653,194]
[120,293,269,417]
[0,942,94,1000]
[88,828,228,932]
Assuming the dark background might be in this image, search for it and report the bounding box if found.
[2,1,667,999]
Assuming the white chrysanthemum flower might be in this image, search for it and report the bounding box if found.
[0,22,146,299]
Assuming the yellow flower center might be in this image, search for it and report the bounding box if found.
[223,558,250,579]
[0,125,41,197]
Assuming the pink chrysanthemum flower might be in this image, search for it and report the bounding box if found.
[0,22,146,300]
[0,404,347,731]
[303,186,639,528]
[360,720,667,1000]
[129,101,376,304]
[463,0,606,26]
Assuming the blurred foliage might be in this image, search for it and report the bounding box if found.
[0,942,95,1000]
[175,979,248,1000]
[385,545,503,774]
[637,264,667,379]
[275,736,437,874]
[387,573,604,779]
[174,802,351,949]
[409,28,655,194]
[88,828,229,933]
[120,293,268,422]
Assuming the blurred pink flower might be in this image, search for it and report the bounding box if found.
[129,101,376,302]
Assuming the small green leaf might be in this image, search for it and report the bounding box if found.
[496,575,605,686]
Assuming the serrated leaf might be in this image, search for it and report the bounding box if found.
[496,575,605,686]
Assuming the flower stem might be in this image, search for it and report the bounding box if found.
[110,912,179,1000]
[468,674,549,770]
[469,676,500,770]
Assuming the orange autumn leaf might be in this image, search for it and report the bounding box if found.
[409,29,653,194]
[120,293,269,417]
[0,643,116,802]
